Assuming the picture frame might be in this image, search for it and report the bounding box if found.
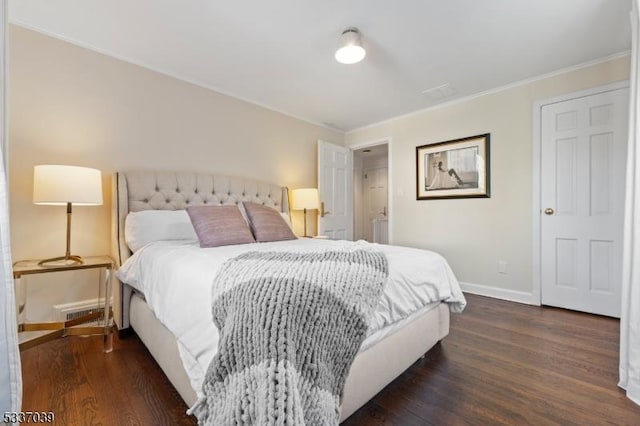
[416,133,490,200]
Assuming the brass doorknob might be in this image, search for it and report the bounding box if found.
[544,208,554,215]
[320,202,331,218]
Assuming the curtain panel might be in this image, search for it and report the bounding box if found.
[0,0,22,415]
[619,0,640,407]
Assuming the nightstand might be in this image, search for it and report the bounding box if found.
[13,255,115,353]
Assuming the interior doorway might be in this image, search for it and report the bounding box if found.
[353,142,389,243]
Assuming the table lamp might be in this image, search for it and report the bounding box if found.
[33,165,103,265]
[292,188,319,237]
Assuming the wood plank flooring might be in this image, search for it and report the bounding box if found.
[20,294,640,425]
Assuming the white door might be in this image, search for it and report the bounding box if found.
[364,167,388,242]
[318,140,353,240]
[540,88,629,317]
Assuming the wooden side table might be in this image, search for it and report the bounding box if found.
[13,255,115,353]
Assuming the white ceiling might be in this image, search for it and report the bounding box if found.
[8,0,632,132]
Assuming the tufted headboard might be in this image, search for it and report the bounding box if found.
[111,170,290,330]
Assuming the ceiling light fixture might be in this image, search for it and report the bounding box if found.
[335,27,366,64]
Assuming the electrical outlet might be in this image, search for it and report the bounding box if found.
[498,260,508,274]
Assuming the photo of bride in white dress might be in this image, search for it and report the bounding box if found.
[426,160,463,190]
[424,146,479,191]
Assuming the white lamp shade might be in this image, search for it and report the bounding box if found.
[292,188,319,210]
[33,165,103,205]
[335,27,366,64]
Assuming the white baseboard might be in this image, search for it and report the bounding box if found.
[459,281,540,306]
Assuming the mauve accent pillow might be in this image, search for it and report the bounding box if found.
[186,205,255,247]
[242,202,298,242]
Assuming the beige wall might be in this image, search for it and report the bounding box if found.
[346,56,630,299]
[8,25,342,320]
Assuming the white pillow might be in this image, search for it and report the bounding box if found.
[124,210,198,252]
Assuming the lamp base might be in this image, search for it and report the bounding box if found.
[37,255,84,266]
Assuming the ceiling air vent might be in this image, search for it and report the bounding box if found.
[421,83,457,102]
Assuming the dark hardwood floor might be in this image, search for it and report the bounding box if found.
[21,294,640,425]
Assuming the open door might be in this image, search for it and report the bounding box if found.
[318,140,353,240]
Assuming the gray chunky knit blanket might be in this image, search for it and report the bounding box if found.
[190,248,388,425]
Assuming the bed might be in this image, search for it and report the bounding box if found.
[111,170,465,423]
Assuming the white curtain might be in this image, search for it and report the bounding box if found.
[0,0,21,415]
[0,155,20,416]
[620,0,640,407]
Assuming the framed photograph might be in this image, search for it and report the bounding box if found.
[416,133,490,200]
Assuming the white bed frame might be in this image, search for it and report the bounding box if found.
[112,171,450,421]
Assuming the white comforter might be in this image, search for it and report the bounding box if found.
[117,238,465,399]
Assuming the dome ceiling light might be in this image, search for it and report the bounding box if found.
[335,27,366,64]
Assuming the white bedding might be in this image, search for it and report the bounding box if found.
[117,238,465,400]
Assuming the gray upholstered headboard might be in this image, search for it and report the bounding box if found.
[111,170,290,330]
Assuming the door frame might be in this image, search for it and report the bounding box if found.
[348,137,393,243]
[531,80,629,305]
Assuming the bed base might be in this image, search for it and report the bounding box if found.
[129,292,449,422]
